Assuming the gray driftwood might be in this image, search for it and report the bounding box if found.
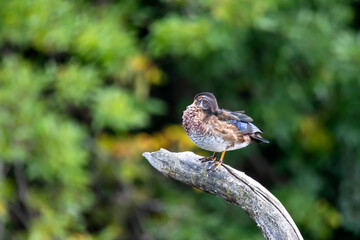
[142,148,303,240]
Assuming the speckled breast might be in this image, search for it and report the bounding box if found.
[182,105,233,152]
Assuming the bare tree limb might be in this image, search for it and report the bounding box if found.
[142,148,303,240]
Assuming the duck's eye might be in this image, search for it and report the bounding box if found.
[197,96,202,100]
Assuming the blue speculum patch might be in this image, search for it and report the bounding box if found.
[232,120,247,131]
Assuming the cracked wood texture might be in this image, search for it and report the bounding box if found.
[143,149,303,240]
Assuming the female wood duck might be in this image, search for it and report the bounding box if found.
[182,92,269,171]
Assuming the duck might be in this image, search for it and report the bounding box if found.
[182,92,269,171]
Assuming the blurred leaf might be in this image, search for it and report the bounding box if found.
[56,63,101,105]
[275,186,341,240]
[93,88,150,131]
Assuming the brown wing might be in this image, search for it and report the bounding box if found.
[208,109,269,144]
[230,110,253,122]
[215,109,239,121]
[216,109,253,122]
[207,115,245,148]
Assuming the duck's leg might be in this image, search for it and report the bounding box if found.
[208,151,226,171]
[199,152,218,163]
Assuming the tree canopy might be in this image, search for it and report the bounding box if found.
[1,0,360,239]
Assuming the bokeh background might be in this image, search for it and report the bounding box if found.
[1,0,360,239]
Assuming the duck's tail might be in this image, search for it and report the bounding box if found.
[250,133,270,144]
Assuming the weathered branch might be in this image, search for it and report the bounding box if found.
[143,149,303,240]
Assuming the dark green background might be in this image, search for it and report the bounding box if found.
[1,0,360,239]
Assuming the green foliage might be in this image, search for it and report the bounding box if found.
[93,88,148,131]
[0,57,92,239]
[275,186,342,239]
[1,0,360,239]
[149,16,225,58]
[55,63,101,105]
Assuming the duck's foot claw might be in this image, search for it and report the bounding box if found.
[199,153,221,171]
[207,161,222,171]
[199,156,216,163]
